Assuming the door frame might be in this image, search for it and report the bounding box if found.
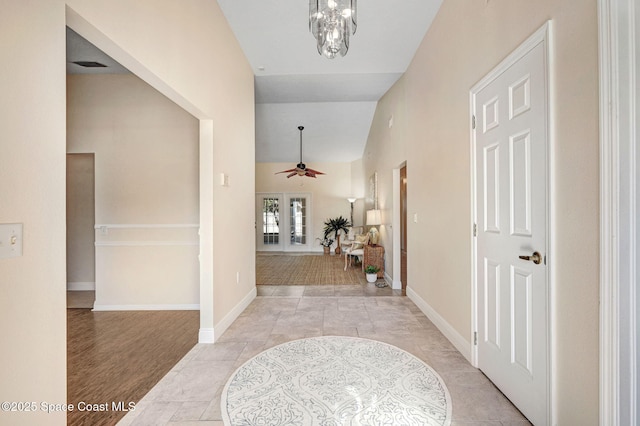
[598,0,638,423]
[470,21,553,424]
[391,163,406,290]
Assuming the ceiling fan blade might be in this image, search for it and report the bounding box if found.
[275,168,297,174]
[277,126,326,178]
[306,168,325,175]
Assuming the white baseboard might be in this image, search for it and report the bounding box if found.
[207,286,257,343]
[407,286,472,363]
[198,328,215,344]
[388,273,401,290]
[67,282,95,291]
[92,303,199,311]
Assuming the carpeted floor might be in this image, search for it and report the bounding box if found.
[256,253,368,285]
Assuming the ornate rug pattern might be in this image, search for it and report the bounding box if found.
[221,336,452,425]
[256,254,366,285]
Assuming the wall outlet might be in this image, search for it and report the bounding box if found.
[0,223,23,259]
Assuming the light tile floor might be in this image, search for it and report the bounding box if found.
[119,285,531,425]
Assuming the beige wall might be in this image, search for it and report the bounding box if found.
[256,162,357,251]
[64,0,256,332]
[0,1,254,423]
[67,74,199,224]
[67,153,95,289]
[349,159,367,228]
[361,76,408,280]
[362,0,599,423]
[0,2,67,424]
[67,74,199,308]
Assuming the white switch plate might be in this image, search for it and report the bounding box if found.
[0,223,23,259]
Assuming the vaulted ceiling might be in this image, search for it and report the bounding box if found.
[67,0,443,163]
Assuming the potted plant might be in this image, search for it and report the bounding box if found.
[316,237,334,255]
[365,265,380,283]
[323,215,351,255]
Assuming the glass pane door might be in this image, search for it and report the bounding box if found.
[256,194,283,251]
[256,193,311,252]
[289,197,307,246]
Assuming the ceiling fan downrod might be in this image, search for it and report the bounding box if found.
[298,126,304,168]
[275,125,325,178]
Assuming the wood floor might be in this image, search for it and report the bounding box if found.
[67,309,199,426]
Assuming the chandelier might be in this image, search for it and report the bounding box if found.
[309,0,357,59]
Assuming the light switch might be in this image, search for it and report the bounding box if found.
[0,223,23,259]
[413,213,418,223]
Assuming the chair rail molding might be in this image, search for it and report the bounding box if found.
[599,0,638,424]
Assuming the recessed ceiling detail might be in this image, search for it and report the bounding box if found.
[72,61,107,68]
[66,27,130,75]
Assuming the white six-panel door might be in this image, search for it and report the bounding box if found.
[472,24,550,425]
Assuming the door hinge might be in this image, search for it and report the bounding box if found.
[474,331,478,345]
[473,223,477,237]
[472,115,476,130]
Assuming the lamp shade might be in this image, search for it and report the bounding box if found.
[366,209,381,226]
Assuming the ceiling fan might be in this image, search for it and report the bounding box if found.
[276,126,325,178]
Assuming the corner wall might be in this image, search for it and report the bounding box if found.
[362,0,599,423]
[0,2,67,424]
[67,74,200,309]
[0,1,255,424]
[64,0,256,333]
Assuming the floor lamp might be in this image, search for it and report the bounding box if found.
[347,197,357,225]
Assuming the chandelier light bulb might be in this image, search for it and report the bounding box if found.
[309,0,357,59]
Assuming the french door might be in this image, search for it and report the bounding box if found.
[256,193,311,251]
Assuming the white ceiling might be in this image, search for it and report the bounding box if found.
[66,0,443,163]
[66,27,130,75]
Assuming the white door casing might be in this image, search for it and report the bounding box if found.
[471,23,551,426]
[598,0,639,423]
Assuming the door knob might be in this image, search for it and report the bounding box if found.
[519,251,542,265]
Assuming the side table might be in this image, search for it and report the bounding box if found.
[364,245,384,278]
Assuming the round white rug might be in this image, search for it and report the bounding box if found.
[221,336,452,425]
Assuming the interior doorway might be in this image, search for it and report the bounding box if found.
[66,153,96,308]
[400,165,408,290]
